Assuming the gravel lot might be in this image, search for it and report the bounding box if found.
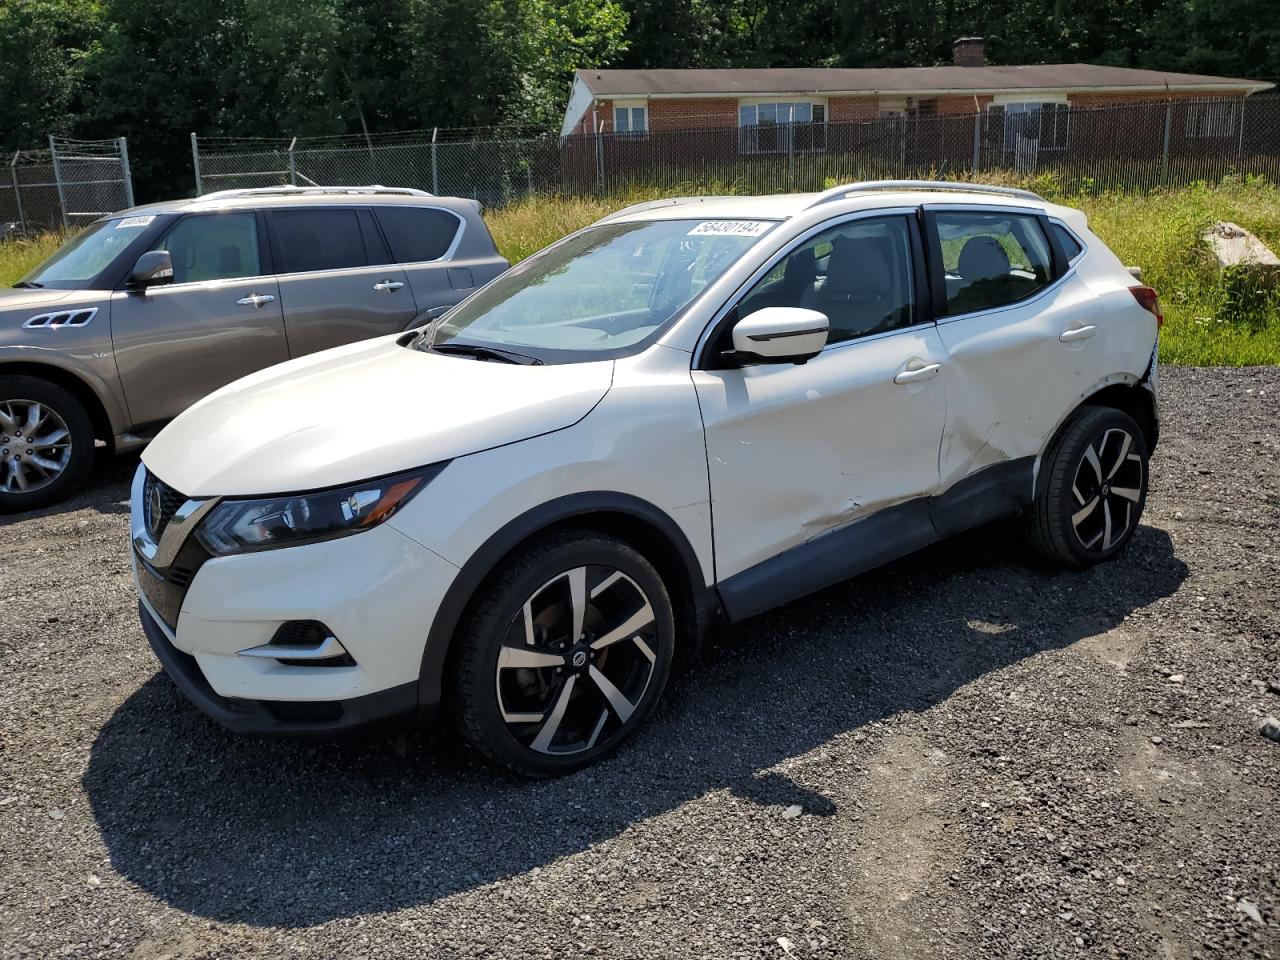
[1,365,1277,960]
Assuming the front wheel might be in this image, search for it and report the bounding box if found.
[1025,405,1150,567]
[0,375,95,514]
[451,533,675,777]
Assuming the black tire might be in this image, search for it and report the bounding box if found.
[0,375,95,514]
[1025,405,1149,567]
[451,532,676,777]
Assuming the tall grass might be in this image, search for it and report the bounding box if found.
[0,232,67,287]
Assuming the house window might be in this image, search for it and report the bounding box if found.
[989,102,1071,152]
[613,104,648,136]
[1185,101,1235,138]
[738,101,827,154]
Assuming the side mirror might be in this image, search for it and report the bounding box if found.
[128,250,174,289]
[726,306,828,365]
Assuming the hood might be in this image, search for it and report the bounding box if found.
[0,288,80,313]
[142,336,615,497]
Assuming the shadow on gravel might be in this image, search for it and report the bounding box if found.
[84,522,1187,927]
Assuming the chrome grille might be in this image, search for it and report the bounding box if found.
[143,470,187,541]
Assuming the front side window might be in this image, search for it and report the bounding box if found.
[20,215,161,288]
[271,209,368,274]
[739,101,826,154]
[423,218,776,363]
[739,215,917,344]
[932,211,1053,317]
[154,213,261,284]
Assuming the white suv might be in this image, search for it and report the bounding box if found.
[130,181,1161,775]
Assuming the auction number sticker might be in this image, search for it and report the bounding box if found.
[115,215,155,229]
[688,220,772,237]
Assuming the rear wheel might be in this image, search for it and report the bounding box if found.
[451,532,675,776]
[1025,406,1149,566]
[0,375,95,513]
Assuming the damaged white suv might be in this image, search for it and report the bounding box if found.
[131,181,1160,775]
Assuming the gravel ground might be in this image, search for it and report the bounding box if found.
[1,365,1277,960]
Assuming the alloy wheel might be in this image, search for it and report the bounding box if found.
[495,565,659,756]
[0,399,73,494]
[1070,427,1143,552]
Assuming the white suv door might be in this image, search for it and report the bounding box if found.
[692,212,947,610]
[922,206,1111,493]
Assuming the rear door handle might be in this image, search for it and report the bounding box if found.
[373,280,405,293]
[893,362,942,385]
[1059,325,1098,342]
[235,294,275,308]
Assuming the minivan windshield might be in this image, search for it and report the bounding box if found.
[421,218,776,363]
[18,215,159,288]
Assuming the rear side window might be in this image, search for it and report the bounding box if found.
[1052,222,1084,261]
[154,213,261,284]
[374,207,461,263]
[271,209,368,273]
[932,211,1053,317]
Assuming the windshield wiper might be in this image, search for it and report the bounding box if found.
[429,342,543,365]
[12,281,43,288]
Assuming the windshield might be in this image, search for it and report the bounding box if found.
[19,215,159,288]
[422,218,777,363]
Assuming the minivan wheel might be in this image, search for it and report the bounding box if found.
[1025,405,1149,567]
[0,375,95,514]
[451,532,675,777]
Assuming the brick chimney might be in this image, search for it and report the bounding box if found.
[953,37,985,67]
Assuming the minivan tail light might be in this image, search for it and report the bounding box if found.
[1129,285,1163,328]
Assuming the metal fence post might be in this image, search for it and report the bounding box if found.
[595,120,605,193]
[972,109,982,174]
[1160,100,1172,185]
[190,133,202,195]
[48,135,69,229]
[9,151,26,234]
[786,122,795,191]
[431,128,439,194]
[287,137,297,185]
[118,137,135,208]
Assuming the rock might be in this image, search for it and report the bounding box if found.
[1168,674,1185,684]
[1150,736,1164,745]
[777,936,796,954]
[1235,899,1263,925]
[47,808,64,821]
[782,805,803,820]
[1203,222,1280,272]
[1171,720,1209,729]
[1259,717,1280,743]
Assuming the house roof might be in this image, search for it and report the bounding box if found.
[574,64,1273,99]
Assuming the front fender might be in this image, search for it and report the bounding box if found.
[0,344,131,437]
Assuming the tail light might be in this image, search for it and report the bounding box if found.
[1129,285,1163,328]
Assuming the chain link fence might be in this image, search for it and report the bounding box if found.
[192,96,1280,206]
[0,137,135,236]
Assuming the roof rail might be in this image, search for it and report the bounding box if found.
[807,180,1044,208]
[196,184,434,202]
[594,195,738,224]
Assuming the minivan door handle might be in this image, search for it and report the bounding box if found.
[235,293,275,308]
[373,280,405,293]
[893,361,942,385]
[1059,325,1098,342]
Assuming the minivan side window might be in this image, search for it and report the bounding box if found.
[374,207,461,263]
[932,211,1053,317]
[738,215,917,344]
[154,213,261,284]
[271,209,368,274]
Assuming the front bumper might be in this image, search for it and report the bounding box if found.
[130,465,462,733]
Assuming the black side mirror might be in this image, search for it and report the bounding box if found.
[128,250,174,288]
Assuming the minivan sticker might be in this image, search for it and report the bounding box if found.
[688,221,772,237]
[115,215,155,229]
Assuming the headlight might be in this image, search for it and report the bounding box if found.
[196,464,445,556]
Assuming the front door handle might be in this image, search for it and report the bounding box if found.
[373,280,405,293]
[893,362,942,385]
[1059,325,1098,342]
[235,293,275,308]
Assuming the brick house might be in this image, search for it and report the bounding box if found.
[560,39,1273,157]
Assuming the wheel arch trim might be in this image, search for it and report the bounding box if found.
[415,491,714,715]
[0,351,125,444]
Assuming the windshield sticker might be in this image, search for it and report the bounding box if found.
[114,215,155,229]
[687,221,772,237]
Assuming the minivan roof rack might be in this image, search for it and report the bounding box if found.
[196,184,434,202]
[808,180,1045,207]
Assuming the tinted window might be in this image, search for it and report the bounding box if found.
[933,212,1052,317]
[375,207,460,263]
[272,209,368,273]
[1052,222,1083,261]
[739,215,917,344]
[155,213,260,284]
